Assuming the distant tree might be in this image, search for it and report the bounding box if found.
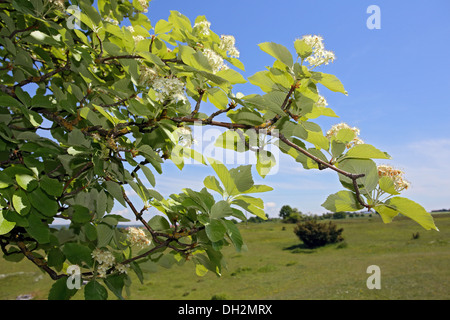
[333,211,347,219]
[279,205,293,220]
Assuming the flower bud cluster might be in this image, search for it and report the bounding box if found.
[300,35,336,68]
[326,122,364,149]
[377,165,410,191]
[126,227,152,248]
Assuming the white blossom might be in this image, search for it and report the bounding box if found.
[115,263,129,274]
[194,20,211,36]
[377,165,410,191]
[49,0,65,10]
[219,35,240,58]
[126,227,151,248]
[152,76,187,104]
[177,126,196,147]
[299,35,335,68]
[316,95,328,108]
[138,65,158,87]
[91,248,116,278]
[203,49,228,73]
[126,26,145,46]
[137,0,149,13]
[326,122,364,149]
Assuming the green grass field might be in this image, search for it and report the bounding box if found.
[1,214,449,300]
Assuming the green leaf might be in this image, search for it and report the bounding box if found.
[15,174,37,191]
[0,172,13,189]
[12,189,31,215]
[139,165,155,187]
[104,181,126,207]
[96,223,114,248]
[29,188,58,217]
[205,219,226,242]
[72,205,92,224]
[335,128,356,143]
[84,280,108,300]
[223,220,244,252]
[216,69,246,84]
[147,215,170,231]
[63,243,93,267]
[258,42,293,68]
[210,200,233,219]
[25,214,50,243]
[47,248,65,271]
[294,39,313,59]
[203,176,224,195]
[230,165,254,192]
[240,185,273,194]
[378,176,400,195]
[344,144,391,160]
[248,71,277,93]
[321,190,364,212]
[379,197,438,231]
[195,263,209,277]
[104,274,126,300]
[48,277,77,300]
[312,72,347,95]
[0,211,15,235]
[337,159,379,194]
[208,158,236,197]
[40,175,63,197]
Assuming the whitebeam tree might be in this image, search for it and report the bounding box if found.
[0,0,438,299]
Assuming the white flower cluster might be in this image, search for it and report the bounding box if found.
[326,122,364,149]
[49,0,65,10]
[153,76,188,104]
[91,248,116,278]
[203,48,228,73]
[300,35,335,68]
[138,65,158,87]
[219,35,240,58]
[176,126,196,147]
[194,20,211,36]
[126,26,145,46]
[137,0,149,13]
[137,66,187,104]
[377,165,410,191]
[126,227,151,248]
[315,95,328,108]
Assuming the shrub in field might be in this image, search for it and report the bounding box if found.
[293,220,344,248]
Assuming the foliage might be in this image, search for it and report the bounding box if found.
[282,211,303,224]
[293,220,344,248]
[279,205,293,220]
[0,0,437,300]
[333,211,347,219]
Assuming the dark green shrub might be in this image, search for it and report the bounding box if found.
[293,220,344,248]
[333,211,347,219]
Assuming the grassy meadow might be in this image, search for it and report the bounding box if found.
[1,214,449,300]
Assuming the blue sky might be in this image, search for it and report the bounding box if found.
[115,0,450,220]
